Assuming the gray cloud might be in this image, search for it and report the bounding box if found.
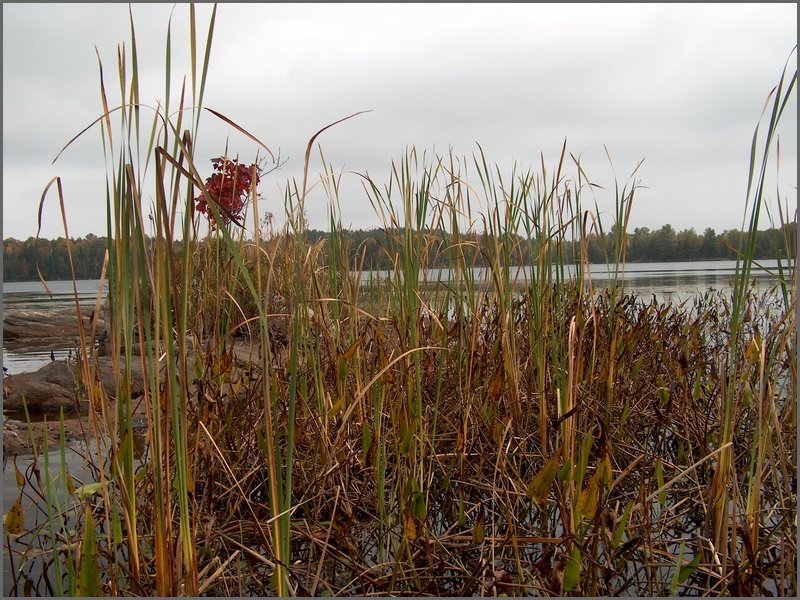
[3,3,796,241]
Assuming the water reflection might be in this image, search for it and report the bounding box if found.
[2,444,98,595]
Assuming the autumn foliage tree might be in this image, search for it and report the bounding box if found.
[195,156,262,228]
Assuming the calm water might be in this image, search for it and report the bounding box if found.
[3,261,793,375]
[363,259,794,292]
[2,279,107,594]
[2,279,106,375]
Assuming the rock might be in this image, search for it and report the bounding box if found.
[2,358,144,415]
[3,306,104,349]
[2,302,148,357]
[266,294,290,346]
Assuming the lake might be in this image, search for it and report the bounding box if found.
[3,279,108,375]
[2,259,793,375]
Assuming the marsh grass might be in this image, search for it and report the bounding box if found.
[5,8,796,597]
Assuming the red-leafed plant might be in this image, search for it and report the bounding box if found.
[195,156,261,227]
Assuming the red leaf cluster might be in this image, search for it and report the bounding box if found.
[195,157,261,226]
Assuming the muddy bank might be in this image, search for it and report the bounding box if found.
[3,416,90,456]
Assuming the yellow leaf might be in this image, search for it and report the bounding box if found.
[472,506,485,544]
[66,469,77,496]
[527,449,561,505]
[339,339,361,362]
[404,510,417,541]
[4,494,24,536]
[14,462,25,488]
[75,482,107,500]
[577,474,599,522]
[597,455,613,486]
[328,396,344,418]
[746,334,761,364]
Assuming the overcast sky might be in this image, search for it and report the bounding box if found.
[3,3,797,241]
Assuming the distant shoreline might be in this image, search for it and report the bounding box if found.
[4,224,795,281]
[3,256,795,284]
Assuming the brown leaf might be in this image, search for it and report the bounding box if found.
[4,494,24,535]
[550,555,565,595]
[600,508,616,548]
[487,368,504,401]
[596,419,610,458]
[447,319,460,339]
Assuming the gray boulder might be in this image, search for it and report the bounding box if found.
[3,358,144,415]
[3,306,104,349]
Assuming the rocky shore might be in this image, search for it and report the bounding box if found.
[4,304,102,340]
[3,358,144,413]
[2,302,266,455]
[2,306,144,455]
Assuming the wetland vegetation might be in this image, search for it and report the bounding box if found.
[3,7,796,597]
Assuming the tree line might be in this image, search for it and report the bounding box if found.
[3,223,795,281]
[4,234,109,282]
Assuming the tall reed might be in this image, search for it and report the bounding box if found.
[709,48,797,591]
